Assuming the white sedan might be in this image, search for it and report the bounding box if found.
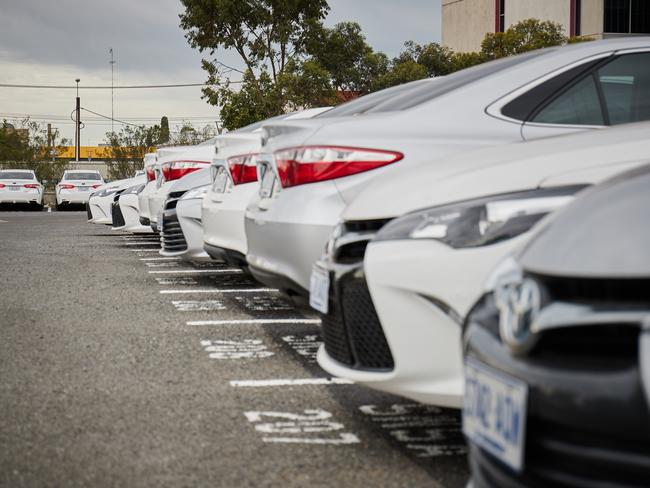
[56,170,104,208]
[315,121,650,409]
[0,169,43,209]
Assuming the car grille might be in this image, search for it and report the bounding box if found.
[161,212,187,252]
[86,201,92,220]
[321,273,394,370]
[111,202,125,228]
[472,418,650,488]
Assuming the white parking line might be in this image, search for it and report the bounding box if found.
[124,242,160,246]
[230,378,353,387]
[186,318,321,326]
[148,268,242,274]
[130,249,159,252]
[0,220,7,224]
[172,300,226,311]
[140,257,180,261]
[160,288,275,294]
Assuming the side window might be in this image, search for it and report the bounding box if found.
[532,75,604,125]
[597,52,650,125]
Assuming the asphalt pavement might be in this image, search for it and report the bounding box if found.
[0,211,469,488]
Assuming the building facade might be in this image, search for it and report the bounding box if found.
[443,0,650,53]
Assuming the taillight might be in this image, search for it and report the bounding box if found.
[146,167,155,182]
[60,184,75,189]
[24,184,40,189]
[275,146,403,188]
[228,153,259,185]
[161,160,208,181]
[0,184,5,189]
[91,184,102,189]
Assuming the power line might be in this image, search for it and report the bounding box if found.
[81,107,147,127]
[0,81,241,89]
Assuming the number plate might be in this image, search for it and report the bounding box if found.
[463,359,528,472]
[78,186,89,191]
[309,265,330,314]
[9,186,20,191]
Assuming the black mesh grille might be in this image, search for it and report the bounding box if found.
[536,273,650,304]
[161,212,187,252]
[111,202,125,228]
[86,201,92,220]
[340,275,394,370]
[320,272,394,370]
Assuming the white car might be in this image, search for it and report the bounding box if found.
[314,121,650,409]
[202,107,331,266]
[56,170,104,209]
[245,38,650,301]
[148,142,215,232]
[0,169,43,209]
[88,176,140,225]
[113,175,151,233]
[135,152,158,229]
[160,168,211,259]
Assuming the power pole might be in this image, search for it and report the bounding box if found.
[47,123,52,146]
[75,78,81,162]
[109,48,116,135]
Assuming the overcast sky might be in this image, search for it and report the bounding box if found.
[0,0,441,146]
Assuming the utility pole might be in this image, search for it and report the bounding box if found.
[47,123,52,147]
[75,78,81,162]
[109,48,116,135]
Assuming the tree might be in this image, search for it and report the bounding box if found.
[0,118,70,185]
[481,19,569,59]
[372,60,428,91]
[159,116,170,144]
[394,41,455,77]
[180,0,329,111]
[104,125,159,180]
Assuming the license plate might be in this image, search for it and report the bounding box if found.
[9,186,20,191]
[78,187,89,191]
[463,359,528,472]
[157,210,163,232]
[309,265,330,314]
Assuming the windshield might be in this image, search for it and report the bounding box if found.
[0,171,35,180]
[64,172,102,181]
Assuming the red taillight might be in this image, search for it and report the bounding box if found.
[60,184,75,189]
[24,183,40,189]
[91,184,102,189]
[0,184,5,189]
[146,167,155,182]
[275,146,403,188]
[161,160,208,181]
[228,153,259,185]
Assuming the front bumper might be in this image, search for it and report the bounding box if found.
[464,287,650,487]
[202,182,257,258]
[244,184,344,295]
[88,195,113,224]
[160,196,208,259]
[116,194,153,233]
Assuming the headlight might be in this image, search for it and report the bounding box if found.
[374,185,586,248]
[94,187,119,198]
[181,185,210,200]
[123,183,146,195]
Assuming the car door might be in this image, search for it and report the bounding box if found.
[522,49,650,140]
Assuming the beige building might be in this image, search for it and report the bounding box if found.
[443,0,650,53]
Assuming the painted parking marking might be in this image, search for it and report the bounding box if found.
[244,409,360,445]
[0,220,8,223]
[171,300,226,312]
[155,277,198,286]
[187,318,321,326]
[140,257,180,261]
[160,288,275,295]
[200,339,275,359]
[281,335,321,362]
[233,294,295,312]
[230,378,353,387]
[359,403,466,457]
[124,242,161,246]
[148,268,243,274]
[130,248,159,252]
[145,261,182,268]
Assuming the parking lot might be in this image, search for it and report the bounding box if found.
[0,211,468,487]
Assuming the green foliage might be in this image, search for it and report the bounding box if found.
[394,41,455,77]
[372,60,428,91]
[0,119,71,184]
[277,59,337,111]
[159,116,170,143]
[481,19,569,59]
[104,125,160,180]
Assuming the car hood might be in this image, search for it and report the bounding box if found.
[342,121,650,221]
[117,174,147,191]
[519,164,650,278]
